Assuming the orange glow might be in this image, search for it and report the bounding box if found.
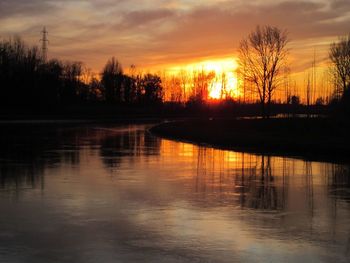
[166,58,240,100]
[202,60,239,99]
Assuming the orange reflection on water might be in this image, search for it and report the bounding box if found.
[1,125,349,262]
[159,137,350,215]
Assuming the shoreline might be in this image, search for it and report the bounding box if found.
[150,118,350,164]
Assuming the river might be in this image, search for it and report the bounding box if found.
[0,123,349,262]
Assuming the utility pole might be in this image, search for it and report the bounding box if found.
[40,26,48,62]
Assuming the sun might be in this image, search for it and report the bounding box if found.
[203,59,239,99]
[165,57,240,101]
[208,71,239,99]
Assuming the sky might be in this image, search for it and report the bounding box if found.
[0,0,349,74]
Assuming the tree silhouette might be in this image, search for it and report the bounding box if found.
[238,25,289,117]
[141,74,163,104]
[60,61,82,103]
[101,57,124,103]
[330,34,350,95]
[122,75,137,103]
[39,59,63,105]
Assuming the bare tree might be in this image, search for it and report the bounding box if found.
[238,25,289,117]
[180,69,189,102]
[330,34,350,95]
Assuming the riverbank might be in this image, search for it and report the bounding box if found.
[150,118,350,163]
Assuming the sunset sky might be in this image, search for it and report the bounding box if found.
[0,0,349,75]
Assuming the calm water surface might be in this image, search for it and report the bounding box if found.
[0,123,349,263]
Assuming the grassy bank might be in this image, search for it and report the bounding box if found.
[150,118,350,162]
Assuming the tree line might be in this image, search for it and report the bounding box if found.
[0,37,163,112]
[1,28,349,117]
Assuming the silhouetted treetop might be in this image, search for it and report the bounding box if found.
[238,25,289,117]
[330,34,350,94]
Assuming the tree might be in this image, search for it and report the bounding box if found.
[60,61,82,103]
[39,59,63,104]
[164,74,182,102]
[180,70,189,102]
[315,97,324,106]
[101,57,123,103]
[191,69,215,102]
[123,75,137,103]
[141,74,163,104]
[330,34,350,95]
[238,25,289,117]
[288,95,300,106]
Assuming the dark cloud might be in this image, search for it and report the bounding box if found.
[330,0,350,9]
[0,0,54,18]
[119,9,176,28]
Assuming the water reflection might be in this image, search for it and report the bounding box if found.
[327,164,350,202]
[0,124,349,262]
[100,128,161,169]
[0,124,161,191]
[188,144,350,210]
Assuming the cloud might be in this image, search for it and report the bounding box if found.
[135,0,350,69]
[0,0,54,18]
[119,9,176,29]
[0,0,349,72]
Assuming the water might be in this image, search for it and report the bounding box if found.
[0,123,349,263]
